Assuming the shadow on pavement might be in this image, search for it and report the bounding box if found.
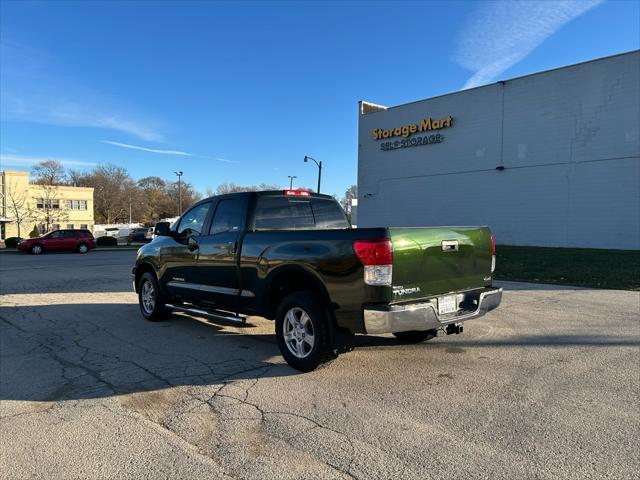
[0,302,298,402]
[357,334,640,349]
[3,299,638,404]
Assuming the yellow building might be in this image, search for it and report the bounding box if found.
[1,170,94,240]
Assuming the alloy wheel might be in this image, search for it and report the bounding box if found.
[283,307,315,358]
[141,280,156,314]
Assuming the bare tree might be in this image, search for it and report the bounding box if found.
[214,182,281,195]
[341,185,357,219]
[33,184,69,232]
[4,178,37,238]
[32,160,67,186]
[88,165,133,224]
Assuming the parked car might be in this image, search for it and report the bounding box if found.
[18,229,96,254]
[145,227,155,241]
[127,227,151,243]
[132,190,502,371]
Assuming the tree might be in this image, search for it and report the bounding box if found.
[89,165,135,224]
[341,185,357,220]
[32,160,67,186]
[160,180,199,218]
[4,178,37,238]
[32,184,69,232]
[213,182,282,195]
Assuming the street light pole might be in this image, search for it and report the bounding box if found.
[174,171,183,215]
[287,175,297,189]
[303,156,322,193]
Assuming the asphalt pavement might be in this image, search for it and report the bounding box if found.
[1,249,638,479]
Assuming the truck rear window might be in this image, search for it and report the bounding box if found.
[254,196,348,230]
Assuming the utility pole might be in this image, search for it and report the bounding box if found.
[288,175,297,189]
[303,156,322,193]
[174,171,183,215]
[129,191,132,224]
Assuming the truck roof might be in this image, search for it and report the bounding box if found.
[201,189,336,202]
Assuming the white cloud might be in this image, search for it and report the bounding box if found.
[0,154,97,168]
[101,140,236,163]
[101,140,193,156]
[454,0,603,89]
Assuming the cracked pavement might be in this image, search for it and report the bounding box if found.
[1,250,639,479]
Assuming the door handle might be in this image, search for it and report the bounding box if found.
[227,241,238,254]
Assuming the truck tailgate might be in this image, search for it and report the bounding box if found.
[389,227,492,303]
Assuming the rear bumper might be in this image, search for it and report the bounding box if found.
[363,287,502,334]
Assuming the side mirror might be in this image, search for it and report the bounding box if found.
[154,222,171,237]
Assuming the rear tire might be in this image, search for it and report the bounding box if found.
[138,272,169,322]
[29,244,43,255]
[275,292,332,372]
[393,329,437,344]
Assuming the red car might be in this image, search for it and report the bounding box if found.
[18,229,96,254]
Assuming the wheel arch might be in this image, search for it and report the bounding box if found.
[263,265,335,321]
[134,262,158,294]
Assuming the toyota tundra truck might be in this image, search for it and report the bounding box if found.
[133,189,502,371]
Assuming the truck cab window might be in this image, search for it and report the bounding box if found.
[310,198,349,228]
[254,196,314,230]
[210,199,244,235]
[177,203,211,237]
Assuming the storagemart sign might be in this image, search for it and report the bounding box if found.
[372,115,454,151]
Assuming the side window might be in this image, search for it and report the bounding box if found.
[176,203,211,237]
[209,199,244,235]
[49,231,63,238]
[310,198,349,229]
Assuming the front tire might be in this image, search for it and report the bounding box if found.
[393,329,437,344]
[138,272,169,321]
[30,244,43,255]
[275,292,331,372]
[77,243,89,254]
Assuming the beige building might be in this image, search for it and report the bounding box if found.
[1,170,94,240]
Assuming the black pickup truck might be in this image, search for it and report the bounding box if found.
[133,189,502,371]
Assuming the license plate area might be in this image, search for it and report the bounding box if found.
[437,295,458,315]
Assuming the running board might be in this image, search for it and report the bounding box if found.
[165,303,246,325]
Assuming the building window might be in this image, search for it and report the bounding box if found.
[64,199,88,210]
[52,224,60,231]
[67,224,74,229]
[80,224,88,229]
[36,199,60,209]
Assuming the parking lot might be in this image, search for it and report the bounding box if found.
[0,249,638,479]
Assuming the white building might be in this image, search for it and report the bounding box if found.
[357,50,640,250]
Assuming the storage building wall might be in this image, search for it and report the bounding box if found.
[357,51,640,249]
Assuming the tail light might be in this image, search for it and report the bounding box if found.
[354,239,393,286]
[284,189,310,197]
[490,232,496,273]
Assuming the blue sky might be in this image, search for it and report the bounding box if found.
[1,0,638,197]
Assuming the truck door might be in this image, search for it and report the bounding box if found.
[160,201,213,301]
[196,196,248,310]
